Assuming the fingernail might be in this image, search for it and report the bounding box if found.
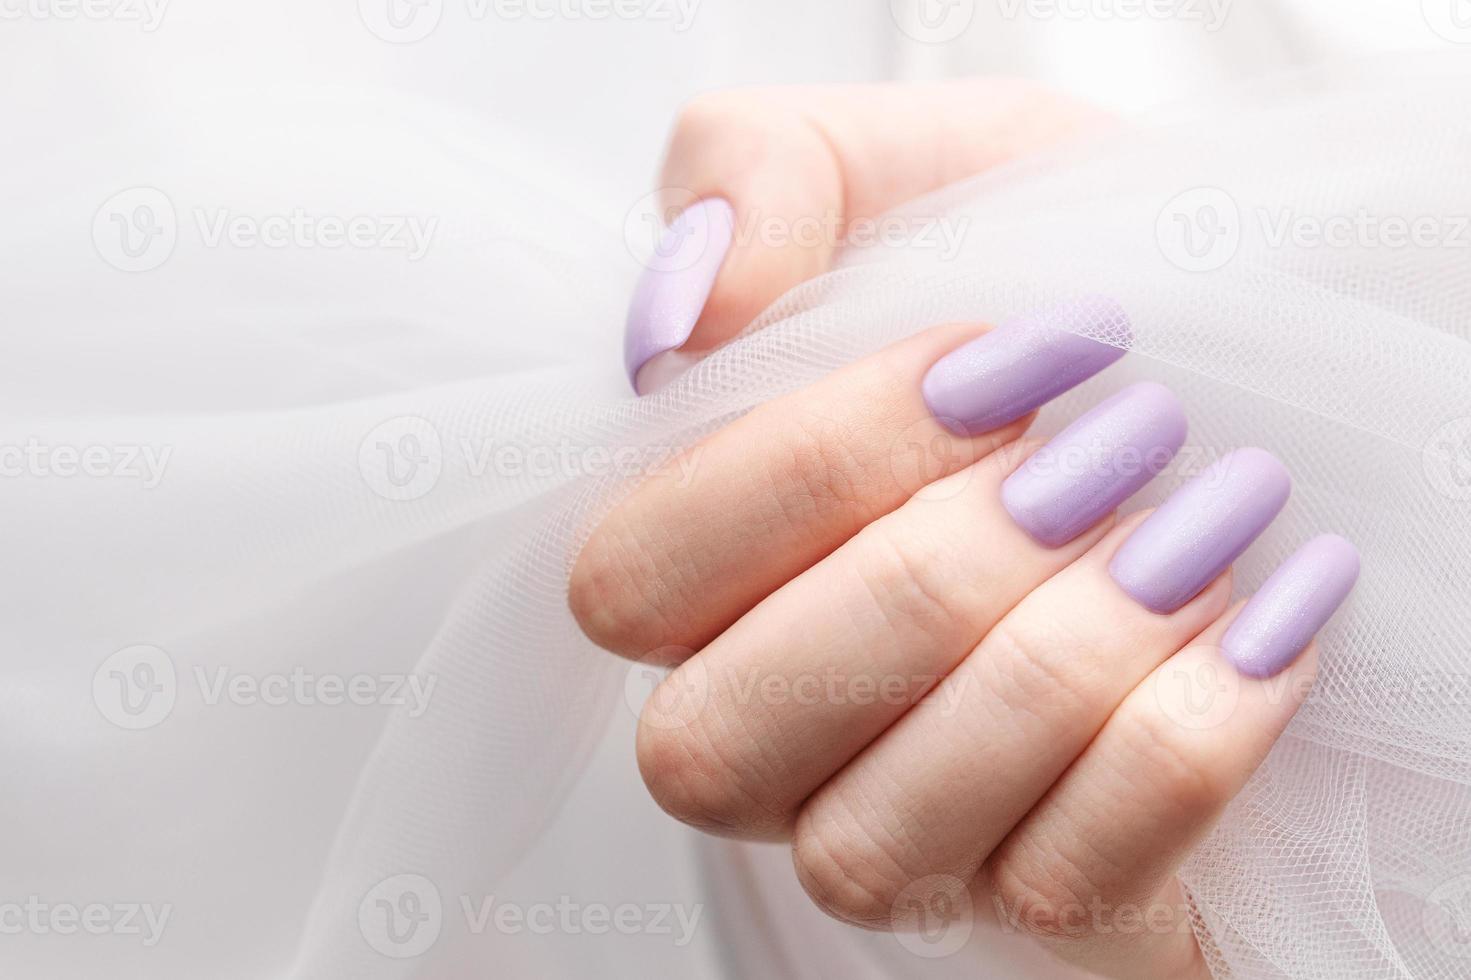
[920,297,1130,437]
[1221,534,1360,678]
[1109,447,1291,614]
[624,198,735,393]
[1001,382,1187,548]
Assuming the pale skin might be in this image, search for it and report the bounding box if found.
[570,80,1318,979]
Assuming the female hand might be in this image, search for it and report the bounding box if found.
[621,78,1111,393]
[574,82,1360,980]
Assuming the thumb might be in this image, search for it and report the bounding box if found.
[624,79,1112,393]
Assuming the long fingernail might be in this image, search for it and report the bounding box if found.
[1221,534,1360,678]
[1001,382,1187,548]
[920,297,1130,436]
[1109,447,1291,614]
[624,198,735,393]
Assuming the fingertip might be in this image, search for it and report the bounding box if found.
[1220,534,1360,680]
[632,348,701,396]
[624,197,736,391]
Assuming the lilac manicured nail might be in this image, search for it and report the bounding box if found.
[1221,535,1360,678]
[921,298,1130,436]
[1109,447,1291,614]
[1001,383,1187,548]
[624,198,735,392]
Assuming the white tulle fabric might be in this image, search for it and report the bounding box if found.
[6,56,1471,980]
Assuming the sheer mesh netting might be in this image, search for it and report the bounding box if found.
[5,55,1470,979]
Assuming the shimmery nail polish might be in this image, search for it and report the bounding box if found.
[1109,447,1291,614]
[1222,534,1360,678]
[920,297,1130,437]
[1002,382,1187,548]
[624,198,735,392]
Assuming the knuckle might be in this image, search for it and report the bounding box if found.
[791,796,912,929]
[856,523,966,641]
[988,847,1102,944]
[983,616,1099,723]
[1119,705,1232,820]
[667,89,801,156]
[635,703,788,839]
[769,405,883,524]
[662,89,833,216]
[670,91,757,141]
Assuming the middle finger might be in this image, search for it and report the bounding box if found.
[636,383,1189,841]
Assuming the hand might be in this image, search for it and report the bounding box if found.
[621,78,1111,393]
[575,83,1360,980]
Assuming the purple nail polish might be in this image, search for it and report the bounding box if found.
[1109,447,1291,614]
[1222,535,1360,678]
[920,297,1130,437]
[624,198,735,391]
[1001,383,1187,548]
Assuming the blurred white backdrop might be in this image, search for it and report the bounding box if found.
[1,2,1465,977]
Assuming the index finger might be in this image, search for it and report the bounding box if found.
[571,303,1128,662]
